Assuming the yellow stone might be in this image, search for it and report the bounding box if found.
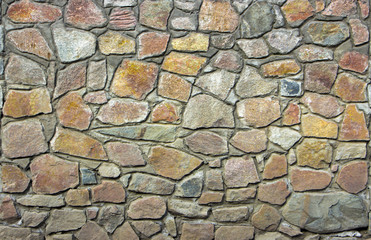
[339,104,370,141]
[261,59,301,77]
[301,114,338,139]
[297,138,332,169]
[171,33,209,52]
[162,52,207,76]
[98,31,135,55]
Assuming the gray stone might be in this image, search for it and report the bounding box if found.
[282,192,368,233]
[87,60,106,90]
[281,79,303,97]
[266,29,302,54]
[168,199,210,218]
[80,168,97,185]
[206,169,224,190]
[0,226,32,240]
[165,215,177,237]
[22,211,48,228]
[195,70,237,100]
[232,0,252,13]
[278,221,303,237]
[170,16,197,31]
[104,0,137,6]
[334,142,367,161]
[175,171,203,197]
[97,205,125,233]
[241,1,275,38]
[273,5,285,28]
[237,39,269,58]
[256,232,290,240]
[226,188,256,202]
[0,26,3,52]
[174,0,202,11]
[295,45,334,62]
[17,195,65,207]
[212,207,249,222]
[53,27,96,63]
[131,221,161,237]
[184,131,228,156]
[183,94,234,129]
[98,163,120,178]
[306,21,350,46]
[46,209,86,234]
[76,221,110,240]
[128,173,175,195]
[47,234,73,240]
[268,126,302,150]
[211,34,235,49]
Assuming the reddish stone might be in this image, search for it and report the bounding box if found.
[230,129,267,153]
[224,156,260,188]
[139,0,172,30]
[185,131,228,156]
[158,73,192,102]
[252,204,281,231]
[291,168,332,191]
[212,50,242,72]
[8,0,62,23]
[112,222,139,240]
[180,223,214,240]
[300,92,344,118]
[1,165,30,193]
[106,142,145,167]
[128,196,166,219]
[65,0,107,29]
[261,59,301,77]
[76,221,110,240]
[339,51,368,73]
[339,104,370,141]
[282,103,301,126]
[198,192,224,205]
[65,189,91,206]
[281,0,315,26]
[83,91,108,104]
[54,62,86,99]
[226,188,256,202]
[334,73,367,102]
[359,0,370,18]
[109,8,136,30]
[0,196,18,221]
[322,0,357,16]
[138,32,170,59]
[263,154,287,180]
[337,161,368,194]
[304,62,338,93]
[349,19,369,46]
[152,102,179,123]
[215,226,254,240]
[92,181,126,203]
[258,180,291,205]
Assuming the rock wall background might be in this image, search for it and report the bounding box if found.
[0,0,370,239]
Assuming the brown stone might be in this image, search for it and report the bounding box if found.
[158,73,192,102]
[290,168,332,191]
[339,51,368,73]
[198,192,224,205]
[22,211,48,227]
[51,127,108,160]
[65,189,91,206]
[322,0,357,16]
[339,104,369,141]
[148,146,202,180]
[131,221,161,237]
[297,138,332,169]
[212,50,242,72]
[215,226,254,240]
[230,129,267,153]
[226,188,256,202]
[109,8,136,30]
[112,222,139,240]
[139,0,172,30]
[301,92,344,118]
[180,223,214,240]
[185,131,228,156]
[92,181,126,203]
[301,114,338,139]
[263,154,287,180]
[349,19,369,46]
[2,119,48,159]
[237,97,281,127]
[152,102,179,123]
[162,52,207,76]
[106,142,145,167]
[206,169,224,191]
[8,0,62,23]
[3,88,52,118]
[333,73,367,102]
[83,91,108,104]
[128,196,166,219]
[46,209,86,234]
[281,0,314,26]
[258,180,291,205]
[111,59,158,100]
[138,32,170,59]
[304,62,338,93]
[54,62,86,99]
[76,221,110,240]
[7,28,53,60]
[0,196,18,221]
[282,103,301,126]
[66,0,106,29]
[261,59,301,77]
[212,206,249,222]
[252,204,281,231]
[337,161,368,194]
[1,165,30,193]
[30,154,79,194]
[224,156,260,188]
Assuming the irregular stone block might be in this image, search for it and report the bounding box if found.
[54,61,86,99]
[337,161,368,194]
[168,199,210,218]
[46,209,86,234]
[180,223,214,240]
[106,142,146,167]
[65,0,107,29]
[224,156,260,188]
[138,32,169,59]
[91,181,126,203]
[162,52,207,76]
[1,165,30,193]
[230,129,268,153]
[98,31,135,55]
[76,221,109,240]
[8,0,62,23]
[139,0,172,30]
[263,154,287,180]
[257,180,291,205]
[185,131,228,156]
[252,204,281,231]
[17,195,65,207]
[128,196,166,219]
[158,73,192,102]
[212,207,249,222]
[297,138,332,169]
[290,168,332,191]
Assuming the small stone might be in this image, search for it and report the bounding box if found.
[46,209,86,234]
[8,0,62,23]
[263,154,287,180]
[106,142,145,167]
[84,91,108,104]
[175,171,203,197]
[7,28,53,60]
[339,104,369,141]
[282,103,301,126]
[92,181,126,203]
[241,1,275,38]
[226,188,256,202]
[97,205,125,233]
[97,98,149,125]
[76,221,109,240]
[128,173,175,195]
[334,142,367,161]
[359,0,370,18]
[30,154,79,194]
[104,0,137,7]
[280,79,302,97]
[278,222,302,237]
[47,234,73,240]
[1,165,30,193]
[230,129,268,153]
[111,59,158,100]
[65,189,90,206]
[139,0,172,30]
[301,114,338,139]
[215,226,254,240]
[339,51,368,73]
[295,45,333,62]
[112,222,139,240]
[281,0,314,26]
[337,161,367,194]
[17,195,65,207]
[198,192,224,205]
[170,16,197,31]
[185,131,228,156]
[168,199,210,218]
[87,60,107,90]
[199,0,239,32]
[131,221,161,237]
[261,59,301,77]
[2,119,48,159]
[333,73,367,102]
[98,163,120,178]
[301,92,344,118]
[322,0,357,16]
[138,32,169,59]
[211,34,235,49]
[0,196,18,221]
[172,33,209,52]
[80,168,97,185]
[237,97,280,127]
[237,39,269,58]
[162,52,207,76]
[269,127,302,150]
[349,19,369,46]
[152,234,174,240]
[54,61,86,99]
[297,138,332,169]
[152,102,180,123]
[99,31,135,55]
[86,207,99,220]
[180,223,214,240]
[213,207,249,222]
[51,127,108,160]
[306,21,350,46]
[65,0,107,29]
[53,27,96,63]
[211,50,242,72]
[22,211,48,227]
[252,204,282,231]
[196,70,236,100]
[158,73,191,102]
[109,8,136,30]
[290,168,332,191]
[128,196,166,219]
[224,156,260,188]
[258,180,291,205]
[206,169,224,190]
[266,29,302,54]
[164,216,177,237]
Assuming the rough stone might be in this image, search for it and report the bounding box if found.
[334,142,367,161]
[97,205,125,233]
[295,45,333,62]
[282,103,300,126]
[301,114,338,139]
[65,0,107,29]
[112,222,139,240]
[263,154,287,180]
[172,33,209,52]
[91,181,125,203]
[241,1,274,38]
[138,32,169,59]
[278,222,302,237]
[280,79,302,97]
[168,199,210,218]
[230,129,268,153]
[46,209,86,234]
[237,39,269,58]
[152,101,179,123]
[215,226,254,240]
[185,131,228,156]
[80,169,97,185]
[131,221,161,237]
[76,221,109,240]
[98,31,135,55]
[162,52,207,76]
[266,29,302,54]
[359,0,370,18]
[269,127,301,150]
[224,157,260,188]
[109,8,136,30]
[104,0,137,7]
[211,50,242,72]
[129,173,174,195]
[297,138,332,169]
[281,0,314,26]
[158,73,191,102]
[261,59,301,77]
[17,195,65,207]
[171,16,197,31]
[206,169,224,190]
[128,196,166,219]
[339,51,368,73]
[337,161,368,194]
[86,207,99,220]
[180,223,214,240]
[306,21,349,46]
[322,0,357,16]
[54,61,86,99]
[106,142,145,167]
[213,207,249,222]
[226,188,256,202]
[211,34,235,49]
[84,91,107,104]
[98,163,120,178]
[256,232,290,240]
[333,73,367,102]
[290,168,332,191]
[1,165,30,193]
[22,211,48,228]
[339,104,369,141]
[65,189,90,206]
[8,0,62,23]
[257,180,290,205]
[349,19,369,46]
[0,196,18,221]
[139,0,172,30]
[198,192,224,205]
[175,171,203,197]
[301,92,344,118]
[252,204,281,231]
[0,226,32,240]
[195,70,236,100]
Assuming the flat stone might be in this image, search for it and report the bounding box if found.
[258,180,291,205]
[0,196,18,221]
[339,104,369,141]
[7,28,53,60]
[65,189,91,206]
[199,0,239,33]
[152,234,174,240]
[281,0,314,26]
[80,168,97,185]
[212,207,249,222]
[76,221,109,240]
[226,188,256,202]
[266,29,302,54]
[17,195,65,207]
[87,60,106,90]
[128,173,175,195]
[98,31,135,55]
[282,192,368,233]
[31,154,79,194]
[339,51,368,73]
[269,127,301,150]
[230,129,268,153]
[65,0,106,29]
[185,131,228,156]
[152,101,180,123]
[180,223,214,240]
[198,192,224,205]
[252,204,282,231]
[54,61,86,99]
[241,1,274,38]
[174,0,202,11]
[148,146,202,180]
[139,0,172,30]
[53,27,95,63]
[5,54,46,85]
[170,16,197,31]
[215,226,254,240]
[224,156,260,188]
[172,33,209,52]
[51,127,108,160]
[47,234,73,240]
[109,8,136,30]
[104,0,137,6]
[282,103,301,126]
[256,232,290,240]
[111,59,158,100]
[306,21,349,46]
[97,205,125,233]
[237,97,280,127]
[128,196,166,219]
[46,209,86,234]
[359,0,369,18]
[168,199,210,218]
[237,39,269,58]
[334,142,367,161]
[158,73,192,102]
[280,79,302,96]
[131,221,161,237]
[175,171,203,197]
[91,181,126,203]
[278,222,302,237]
[349,19,369,45]
[337,161,367,194]
[322,0,357,16]
[212,50,242,72]
[106,142,145,167]
[164,216,177,237]
[206,169,224,190]
[0,226,32,240]
[22,211,48,227]
[301,114,338,139]
[8,0,62,23]
[84,91,108,104]
[2,119,48,158]
[138,32,169,59]
[196,70,236,100]
[261,59,301,77]
[295,45,333,62]
[263,154,287,180]
[333,73,367,102]
[290,168,332,191]
[1,165,30,193]
[211,34,235,49]
[112,222,139,240]
[97,98,149,125]
[98,163,120,178]
[297,138,332,169]
[162,52,206,76]
[301,92,344,118]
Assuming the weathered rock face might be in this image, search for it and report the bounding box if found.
[46,209,86,234]
[224,157,260,188]
[8,0,62,23]
[128,196,166,219]
[1,165,30,193]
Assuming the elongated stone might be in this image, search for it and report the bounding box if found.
[290,168,332,191]
[54,61,86,99]
[65,0,107,29]
[230,129,268,153]
[106,142,145,167]
[162,52,207,76]
[128,173,175,195]
[224,156,260,188]
[172,33,209,52]
[109,8,136,30]
[261,59,301,77]
[17,195,65,207]
[301,114,338,139]
[168,199,209,218]
[322,0,357,16]
[295,45,333,62]
[237,39,269,58]
[1,165,30,193]
[226,188,256,202]
[46,209,86,234]
[65,189,90,206]
[334,142,367,161]
[180,223,214,240]
[306,21,349,46]
[215,226,254,240]
[339,104,369,141]
[98,31,135,55]
[8,0,62,23]
[212,207,249,222]
[185,131,228,156]
[301,92,344,118]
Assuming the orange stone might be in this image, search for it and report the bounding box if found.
[8,0,62,23]
[281,0,315,26]
[297,138,332,169]
[198,192,224,205]
[152,102,180,123]
[301,114,338,139]
[334,73,367,102]
[257,180,291,205]
[230,129,268,153]
[339,104,369,141]
[339,51,368,73]
[282,103,301,126]
[1,165,30,193]
[337,161,368,194]
[261,59,301,77]
[92,181,126,203]
[138,32,170,59]
[65,0,107,29]
[263,154,287,180]
[162,52,207,76]
[290,168,332,191]
[158,73,192,102]
[252,204,281,231]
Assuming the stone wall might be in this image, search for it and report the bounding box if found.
[0,0,370,239]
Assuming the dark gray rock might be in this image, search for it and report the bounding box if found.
[241,2,275,38]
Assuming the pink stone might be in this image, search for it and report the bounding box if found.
[152,101,179,123]
[300,92,344,118]
[322,0,357,16]
[304,62,338,93]
[212,50,242,72]
[65,0,107,29]
[105,142,146,167]
[128,196,166,219]
[185,131,228,156]
[263,154,287,180]
[54,62,86,99]
[224,156,260,188]
[349,19,369,46]
[83,91,108,104]
[359,0,370,18]
[109,8,136,30]
[337,161,368,194]
[92,181,126,203]
[339,51,368,73]
[7,0,62,23]
[0,196,18,221]
[138,32,170,59]
[1,165,30,193]
[180,223,214,240]
[230,129,267,153]
[257,180,291,205]
[290,168,332,191]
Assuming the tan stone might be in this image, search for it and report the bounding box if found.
[281,0,314,26]
[1,165,30,193]
[297,138,332,169]
[339,104,369,141]
[152,102,180,123]
[258,180,291,205]
[224,156,260,188]
[230,129,267,153]
[334,73,367,102]
[263,154,287,180]
[185,131,228,156]
[65,189,91,206]
[261,59,301,77]
[92,181,126,203]
[252,204,282,231]
[301,92,344,118]
[301,114,338,139]
[112,222,139,240]
[98,31,135,55]
[158,73,192,102]
[138,32,170,59]
[212,206,249,222]
[215,226,254,240]
[106,142,145,167]
[180,223,214,240]
[162,52,207,76]
[226,188,256,202]
[282,103,301,126]
[76,221,109,240]
[8,0,62,23]
[290,168,332,191]
[172,33,209,52]
[128,196,166,219]
[198,192,224,205]
[337,161,368,194]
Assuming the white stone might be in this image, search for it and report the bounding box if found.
[269,127,302,150]
[195,70,236,100]
[98,163,121,178]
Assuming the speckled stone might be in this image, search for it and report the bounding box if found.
[224,156,260,188]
